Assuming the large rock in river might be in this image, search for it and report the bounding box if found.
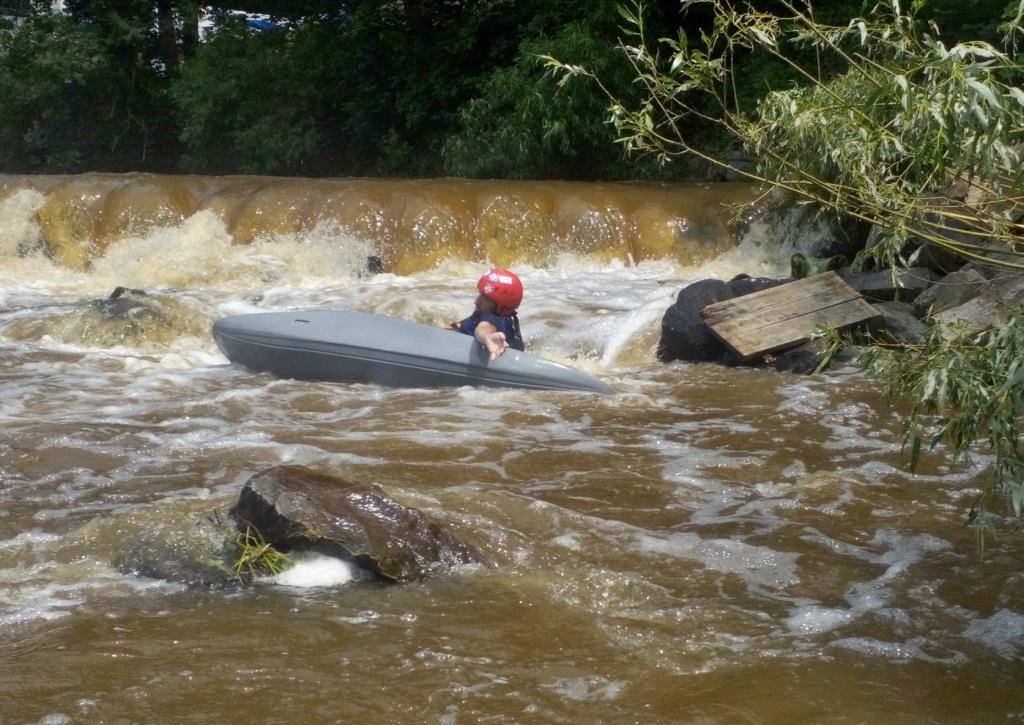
[657,276,789,364]
[230,466,485,583]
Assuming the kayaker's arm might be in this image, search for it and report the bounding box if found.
[474,321,509,361]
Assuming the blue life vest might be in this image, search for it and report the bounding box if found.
[455,311,524,351]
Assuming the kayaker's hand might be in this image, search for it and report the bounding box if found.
[473,320,508,360]
[481,330,508,360]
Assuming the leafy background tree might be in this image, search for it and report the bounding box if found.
[0,0,681,178]
[0,6,175,171]
[0,0,1018,179]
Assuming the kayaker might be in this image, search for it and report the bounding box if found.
[449,268,525,360]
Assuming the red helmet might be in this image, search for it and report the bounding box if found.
[477,268,523,316]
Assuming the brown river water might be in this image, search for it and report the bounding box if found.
[0,174,1021,723]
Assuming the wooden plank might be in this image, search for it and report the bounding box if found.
[703,272,880,359]
[703,272,850,322]
[704,283,862,331]
[713,298,879,358]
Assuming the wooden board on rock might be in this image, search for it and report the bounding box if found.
[702,272,879,360]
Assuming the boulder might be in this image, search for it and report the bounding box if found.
[365,255,384,275]
[816,217,872,261]
[840,266,937,302]
[934,272,1024,338]
[913,267,989,317]
[64,500,243,589]
[230,466,485,583]
[866,174,1024,274]
[657,276,789,364]
[868,301,929,344]
[762,338,857,375]
[89,286,161,320]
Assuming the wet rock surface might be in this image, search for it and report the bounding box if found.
[869,301,929,344]
[117,547,241,590]
[88,287,165,328]
[230,466,485,583]
[913,267,989,316]
[841,267,937,302]
[64,500,243,589]
[657,276,788,364]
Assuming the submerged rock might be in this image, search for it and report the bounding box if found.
[64,500,243,589]
[108,285,148,299]
[230,466,485,583]
[88,287,163,325]
[763,339,835,375]
[118,546,240,590]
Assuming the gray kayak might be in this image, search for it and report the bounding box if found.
[212,309,613,394]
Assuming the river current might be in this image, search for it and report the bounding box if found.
[0,174,1021,723]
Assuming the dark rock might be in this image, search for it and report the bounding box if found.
[109,286,147,299]
[913,267,989,317]
[657,276,789,364]
[365,256,384,275]
[860,225,888,272]
[841,267,937,302]
[867,177,1024,274]
[868,301,929,344]
[230,466,485,583]
[816,218,872,261]
[89,290,163,321]
[118,550,241,590]
[764,340,829,375]
[965,261,1008,281]
[863,223,962,275]
[907,243,964,275]
[911,191,988,273]
[721,151,757,181]
[90,298,161,321]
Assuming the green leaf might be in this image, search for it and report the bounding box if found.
[966,78,1001,109]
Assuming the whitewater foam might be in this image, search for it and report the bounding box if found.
[269,552,356,587]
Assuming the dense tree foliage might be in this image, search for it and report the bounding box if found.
[0,10,175,170]
[169,0,676,178]
[0,0,1016,178]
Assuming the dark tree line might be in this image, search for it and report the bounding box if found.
[0,0,1012,179]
